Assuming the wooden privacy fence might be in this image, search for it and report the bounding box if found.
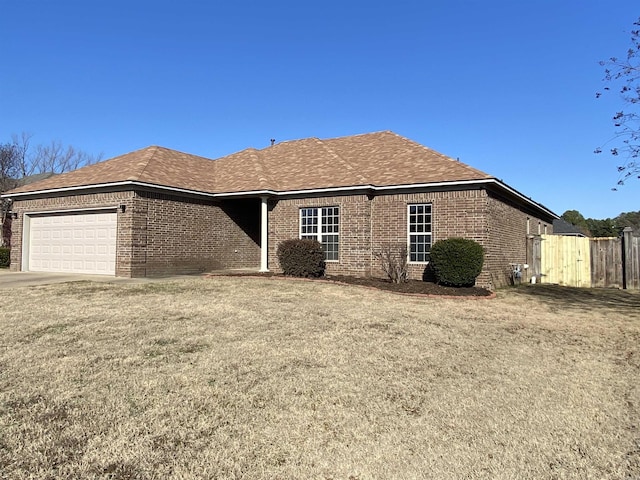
[591,237,623,288]
[540,235,591,288]
[625,231,640,290]
[526,227,639,289]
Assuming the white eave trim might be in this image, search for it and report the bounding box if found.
[1,180,277,200]
[2,177,557,218]
[263,178,557,218]
[488,179,558,219]
[2,181,140,198]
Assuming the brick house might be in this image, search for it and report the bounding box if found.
[2,131,556,289]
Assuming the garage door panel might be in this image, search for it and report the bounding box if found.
[28,212,117,275]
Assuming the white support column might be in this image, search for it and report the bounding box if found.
[259,196,269,272]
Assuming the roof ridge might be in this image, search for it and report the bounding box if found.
[133,146,163,181]
[314,138,369,185]
[320,130,393,142]
[270,137,320,147]
[249,149,274,190]
[396,133,494,179]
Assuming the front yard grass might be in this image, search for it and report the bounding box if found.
[0,278,638,479]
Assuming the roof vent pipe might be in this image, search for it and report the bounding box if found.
[270,139,276,146]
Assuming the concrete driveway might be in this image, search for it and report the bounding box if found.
[0,270,195,289]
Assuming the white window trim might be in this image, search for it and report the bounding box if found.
[407,203,433,264]
[299,206,340,262]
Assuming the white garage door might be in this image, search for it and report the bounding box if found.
[28,211,117,275]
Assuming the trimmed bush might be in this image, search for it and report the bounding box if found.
[429,237,484,287]
[277,239,326,278]
[0,247,9,268]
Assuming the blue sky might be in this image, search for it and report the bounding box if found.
[1,0,638,219]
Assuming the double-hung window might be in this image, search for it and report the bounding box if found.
[300,207,339,261]
[408,204,432,262]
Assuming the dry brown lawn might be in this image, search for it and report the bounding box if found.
[0,277,638,480]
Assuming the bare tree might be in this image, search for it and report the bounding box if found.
[596,17,640,188]
[1,134,103,247]
[0,143,20,247]
[3,133,102,178]
[0,143,19,190]
[10,132,32,177]
[374,242,409,284]
[27,139,102,175]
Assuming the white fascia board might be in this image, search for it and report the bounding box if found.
[2,180,277,200]
[2,181,140,199]
[485,179,559,219]
[269,178,557,219]
[264,185,374,196]
[269,179,495,196]
[371,179,494,192]
[211,189,277,198]
[3,177,557,219]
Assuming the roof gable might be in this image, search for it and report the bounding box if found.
[5,146,217,195]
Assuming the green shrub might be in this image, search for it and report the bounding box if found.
[277,239,326,277]
[0,247,9,268]
[429,238,484,287]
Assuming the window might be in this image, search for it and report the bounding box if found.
[300,207,339,261]
[408,204,432,262]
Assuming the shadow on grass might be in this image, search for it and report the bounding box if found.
[512,284,640,315]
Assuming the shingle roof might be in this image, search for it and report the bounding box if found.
[5,146,219,195]
[5,131,494,196]
[15,172,58,187]
[552,218,589,237]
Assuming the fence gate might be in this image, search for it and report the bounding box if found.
[625,232,640,290]
[590,237,623,288]
[540,235,591,288]
[527,229,638,289]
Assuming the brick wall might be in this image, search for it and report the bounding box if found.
[9,186,551,287]
[268,189,496,287]
[9,191,135,274]
[138,192,260,276]
[266,188,555,290]
[268,194,372,276]
[370,189,491,285]
[9,190,260,277]
[486,192,552,288]
[218,199,261,268]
